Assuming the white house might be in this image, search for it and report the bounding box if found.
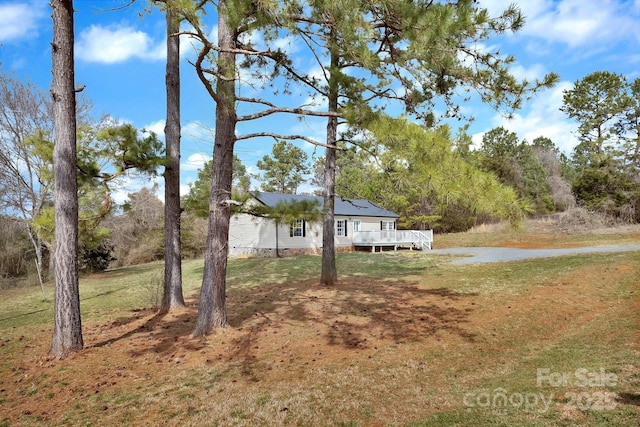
[228,192,433,257]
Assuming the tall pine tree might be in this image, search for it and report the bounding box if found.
[50,0,83,358]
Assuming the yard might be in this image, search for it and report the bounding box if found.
[1,222,639,426]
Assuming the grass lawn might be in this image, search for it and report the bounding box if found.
[1,224,640,426]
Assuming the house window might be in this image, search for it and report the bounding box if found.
[290,219,305,237]
[380,220,395,231]
[353,220,361,232]
[335,219,348,237]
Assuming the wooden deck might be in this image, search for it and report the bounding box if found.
[352,230,433,252]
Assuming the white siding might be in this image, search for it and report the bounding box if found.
[278,220,323,249]
[228,214,324,255]
[350,216,395,232]
[227,213,396,256]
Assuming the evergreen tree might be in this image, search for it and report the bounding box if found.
[255,140,310,194]
[275,0,558,285]
[561,71,640,220]
[335,116,523,232]
[479,127,555,214]
[561,71,629,167]
[160,1,185,313]
[50,0,83,358]
[177,0,558,333]
[184,155,250,217]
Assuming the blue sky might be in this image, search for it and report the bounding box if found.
[1,0,639,202]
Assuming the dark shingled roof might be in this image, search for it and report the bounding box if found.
[252,192,398,218]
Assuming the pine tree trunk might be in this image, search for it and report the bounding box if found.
[161,5,185,313]
[193,1,236,335]
[320,41,339,286]
[321,129,337,286]
[50,0,83,358]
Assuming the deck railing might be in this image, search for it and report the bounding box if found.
[352,230,433,250]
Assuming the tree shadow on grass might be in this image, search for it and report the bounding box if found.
[92,262,163,279]
[222,276,478,379]
[90,309,168,348]
[89,307,204,357]
[0,286,130,324]
[617,392,640,407]
[229,277,477,343]
[83,274,477,380]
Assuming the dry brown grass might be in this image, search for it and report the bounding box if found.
[437,212,640,249]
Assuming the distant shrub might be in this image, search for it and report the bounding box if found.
[124,237,164,266]
[181,214,208,258]
[79,242,116,272]
[555,207,613,233]
[0,217,32,284]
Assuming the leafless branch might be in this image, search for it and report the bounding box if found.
[236,132,346,150]
[236,98,340,122]
[194,39,220,104]
[92,0,137,13]
[179,31,272,57]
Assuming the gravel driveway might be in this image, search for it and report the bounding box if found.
[434,245,640,265]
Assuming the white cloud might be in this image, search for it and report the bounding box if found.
[520,0,639,48]
[0,3,44,42]
[307,64,328,83]
[144,120,211,144]
[480,1,640,50]
[111,188,130,205]
[143,120,166,137]
[182,152,211,171]
[178,21,217,57]
[272,35,301,56]
[182,121,214,144]
[524,4,599,47]
[239,29,262,47]
[245,164,260,177]
[76,24,165,63]
[300,94,326,112]
[475,81,579,154]
[470,132,484,150]
[509,63,549,82]
[110,174,163,205]
[180,31,203,59]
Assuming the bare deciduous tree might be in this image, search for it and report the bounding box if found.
[0,71,54,287]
